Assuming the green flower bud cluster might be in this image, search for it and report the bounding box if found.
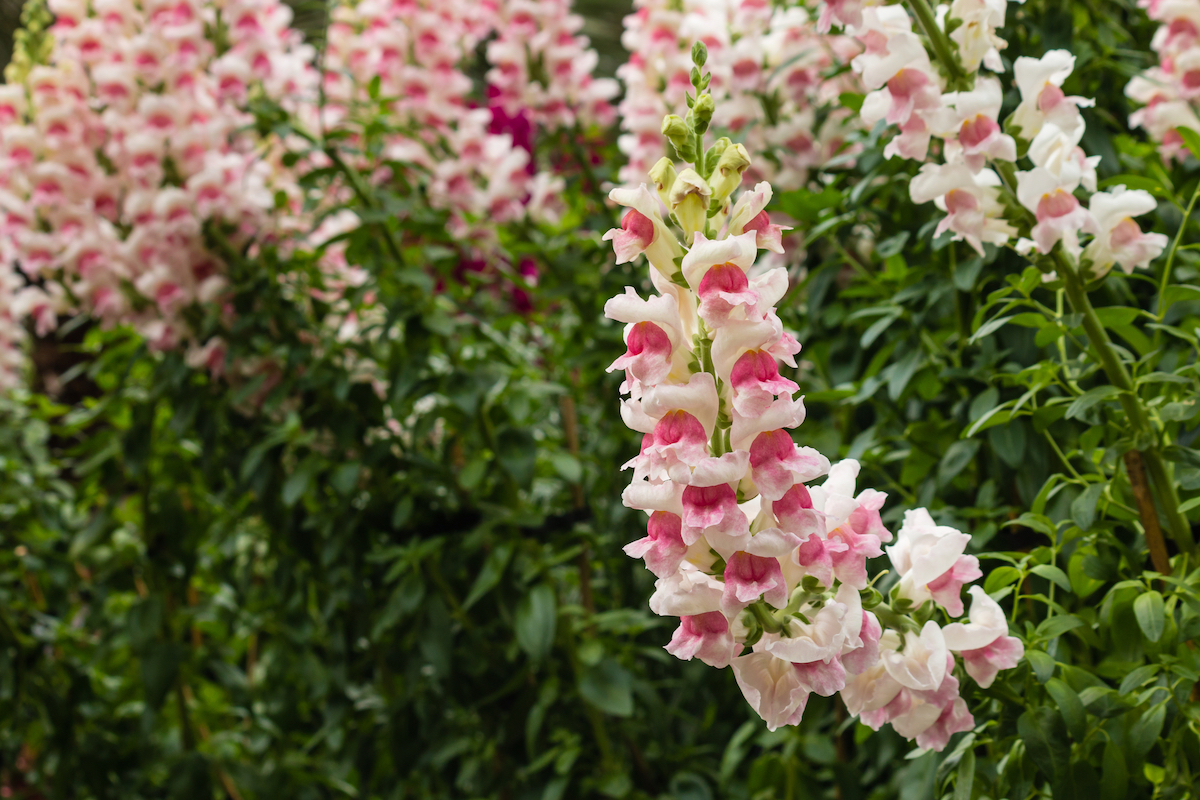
[655,40,754,241]
[659,41,714,163]
[5,0,54,85]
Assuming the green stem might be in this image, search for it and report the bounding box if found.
[1057,254,1195,555]
[871,602,921,634]
[1157,178,1200,323]
[905,0,968,90]
[750,601,784,634]
[323,146,407,269]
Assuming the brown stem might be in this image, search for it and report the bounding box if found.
[176,682,196,751]
[187,582,203,649]
[245,633,258,687]
[559,395,585,511]
[1125,450,1173,575]
[182,686,245,800]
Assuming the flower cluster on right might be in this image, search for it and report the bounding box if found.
[828,0,1167,281]
[1127,0,1200,161]
[607,48,1022,750]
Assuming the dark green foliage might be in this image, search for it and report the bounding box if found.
[3,0,1200,797]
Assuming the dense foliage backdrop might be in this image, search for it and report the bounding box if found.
[1,0,1200,798]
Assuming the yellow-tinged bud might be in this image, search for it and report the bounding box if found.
[649,157,678,209]
[669,169,712,243]
[708,143,751,204]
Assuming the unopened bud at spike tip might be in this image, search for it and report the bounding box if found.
[691,40,707,68]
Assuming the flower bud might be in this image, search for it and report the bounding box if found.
[691,40,707,68]
[662,114,696,161]
[649,157,678,209]
[703,137,731,176]
[669,169,712,242]
[708,143,751,204]
[691,92,715,135]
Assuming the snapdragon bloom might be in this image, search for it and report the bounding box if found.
[0,0,320,372]
[836,0,1154,279]
[1128,0,1200,160]
[606,108,1021,749]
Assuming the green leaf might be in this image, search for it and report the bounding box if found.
[1093,307,1139,329]
[1068,550,1105,599]
[142,642,183,710]
[550,452,583,484]
[1079,686,1132,718]
[1031,564,1072,594]
[331,462,361,495]
[1118,664,1159,695]
[1026,649,1056,683]
[497,428,538,489]
[989,421,1027,468]
[283,458,320,507]
[1164,445,1200,468]
[1161,284,1200,308]
[779,187,843,223]
[1018,708,1072,789]
[968,388,999,422]
[1100,741,1129,800]
[970,314,1014,343]
[1098,174,1166,196]
[1037,615,1085,641]
[391,496,414,528]
[838,92,864,113]
[953,256,984,291]
[1066,386,1121,420]
[953,748,975,800]
[888,348,924,401]
[965,403,1014,437]
[372,572,425,639]
[1133,591,1165,642]
[1129,704,1166,760]
[1175,126,1200,161]
[985,566,1022,593]
[1045,678,1087,741]
[577,658,633,717]
[1160,398,1199,422]
[938,440,980,484]
[1010,511,1056,538]
[861,310,902,348]
[515,583,558,661]
[1033,403,1068,433]
[463,543,514,610]
[1071,482,1105,531]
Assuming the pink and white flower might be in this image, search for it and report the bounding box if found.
[1016,167,1094,255]
[1083,186,1169,277]
[942,586,1026,687]
[909,163,1016,254]
[1011,50,1093,139]
[666,611,738,668]
[888,509,980,615]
